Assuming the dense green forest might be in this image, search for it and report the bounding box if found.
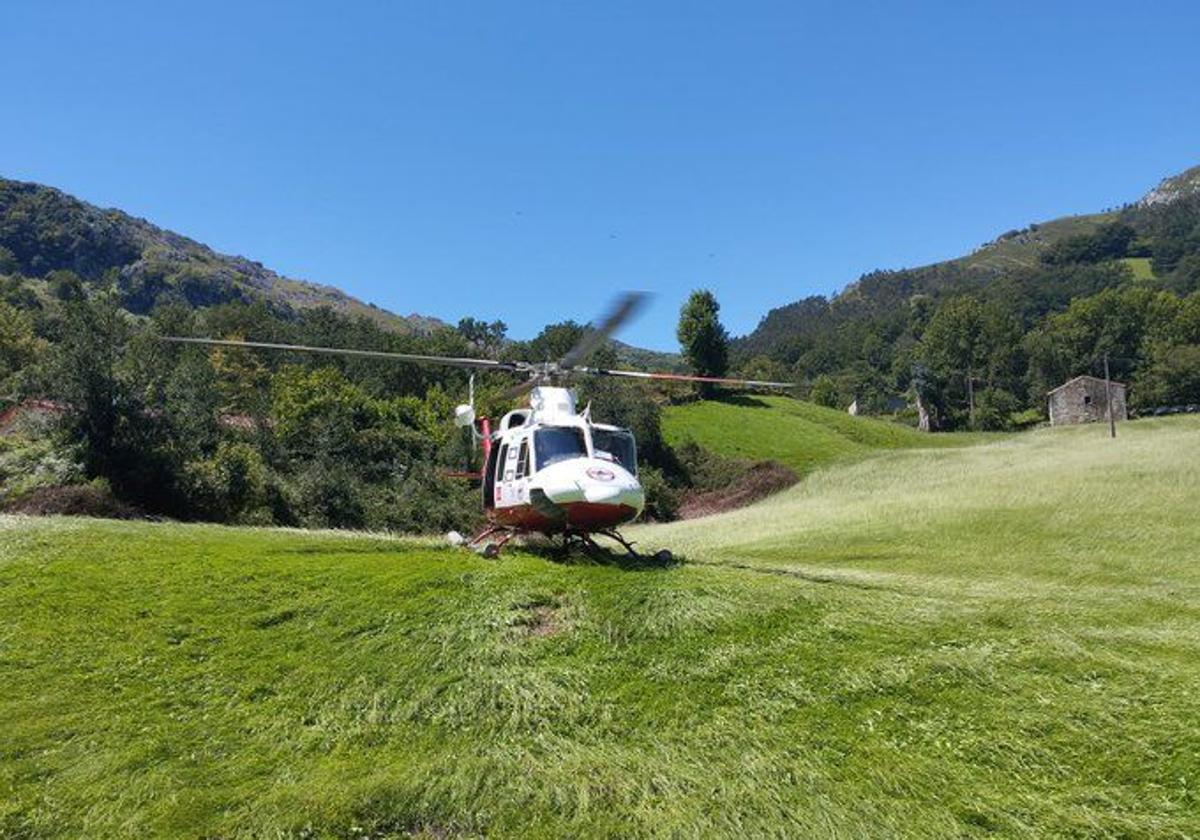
[730,166,1200,428]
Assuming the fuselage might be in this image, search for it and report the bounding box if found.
[482,386,645,533]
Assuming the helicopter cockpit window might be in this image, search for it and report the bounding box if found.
[592,428,637,475]
[534,427,587,471]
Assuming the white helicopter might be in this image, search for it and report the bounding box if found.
[165,293,792,558]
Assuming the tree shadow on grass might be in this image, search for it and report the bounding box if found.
[713,393,771,408]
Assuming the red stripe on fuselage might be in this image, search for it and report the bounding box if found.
[489,502,638,533]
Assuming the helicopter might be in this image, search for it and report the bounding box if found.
[164,293,793,558]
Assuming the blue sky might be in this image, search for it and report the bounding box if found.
[4,1,1199,351]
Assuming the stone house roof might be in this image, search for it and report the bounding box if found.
[1046,375,1126,396]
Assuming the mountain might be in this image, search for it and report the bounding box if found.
[0,177,441,333]
[734,163,1199,363]
[610,339,685,372]
[1139,164,1200,207]
[0,178,684,365]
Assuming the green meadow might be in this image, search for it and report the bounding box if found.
[660,394,988,475]
[3,416,1199,838]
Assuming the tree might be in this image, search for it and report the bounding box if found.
[0,302,39,386]
[50,292,177,507]
[1025,286,1176,397]
[808,375,839,408]
[525,320,585,361]
[210,336,271,415]
[676,290,729,396]
[1042,222,1136,266]
[456,317,507,356]
[919,297,987,427]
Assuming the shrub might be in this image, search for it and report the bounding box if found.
[674,439,750,491]
[0,435,85,503]
[363,465,483,534]
[4,478,140,519]
[808,375,840,409]
[638,466,680,522]
[184,440,270,522]
[295,461,367,530]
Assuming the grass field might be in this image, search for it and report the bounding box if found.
[661,395,988,475]
[3,417,1200,837]
[1121,256,1156,281]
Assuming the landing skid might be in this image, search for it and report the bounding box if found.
[448,524,672,564]
[464,524,518,558]
[444,525,517,557]
[563,528,673,565]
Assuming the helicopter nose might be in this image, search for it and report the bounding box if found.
[533,459,644,514]
[583,484,624,504]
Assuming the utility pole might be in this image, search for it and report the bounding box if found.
[966,369,975,429]
[1103,352,1116,439]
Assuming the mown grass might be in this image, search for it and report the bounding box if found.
[661,394,989,475]
[3,417,1200,838]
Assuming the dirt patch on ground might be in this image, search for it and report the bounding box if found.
[3,484,143,519]
[678,460,798,519]
[509,597,567,638]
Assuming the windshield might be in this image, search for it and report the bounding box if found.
[534,427,587,471]
[592,428,637,474]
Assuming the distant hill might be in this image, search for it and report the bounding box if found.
[0,178,683,365]
[729,163,1200,412]
[0,177,441,333]
[734,164,1198,363]
[735,209,1115,362]
[610,339,684,372]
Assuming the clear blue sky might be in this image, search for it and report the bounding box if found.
[5,1,1199,351]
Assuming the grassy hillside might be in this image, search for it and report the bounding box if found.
[3,417,1199,837]
[661,395,988,475]
[951,211,1116,274]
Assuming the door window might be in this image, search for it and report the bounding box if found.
[496,444,508,481]
[482,442,500,509]
[504,444,517,481]
[516,440,530,479]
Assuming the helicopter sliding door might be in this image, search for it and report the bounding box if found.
[496,439,527,507]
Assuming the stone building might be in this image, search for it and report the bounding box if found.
[1047,375,1127,426]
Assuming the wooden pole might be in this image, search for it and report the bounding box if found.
[966,370,975,429]
[1104,352,1116,439]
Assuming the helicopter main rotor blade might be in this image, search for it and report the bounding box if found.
[578,366,795,390]
[558,291,648,370]
[160,336,520,371]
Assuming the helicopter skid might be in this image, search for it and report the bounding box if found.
[459,519,671,564]
[464,523,518,558]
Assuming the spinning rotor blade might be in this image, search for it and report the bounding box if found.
[159,336,519,371]
[579,366,795,390]
[558,291,648,369]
